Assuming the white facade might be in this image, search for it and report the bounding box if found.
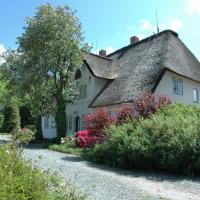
[155,70,200,105]
[42,64,107,138]
[42,69,200,139]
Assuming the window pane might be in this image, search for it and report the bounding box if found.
[69,115,72,130]
[193,89,198,102]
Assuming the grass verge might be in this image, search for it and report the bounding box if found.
[0,143,85,200]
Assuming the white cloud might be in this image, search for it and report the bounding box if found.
[141,20,156,32]
[0,44,6,55]
[170,19,184,31]
[186,0,200,14]
[137,34,146,40]
[0,44,6,65]
[106,46,114,54]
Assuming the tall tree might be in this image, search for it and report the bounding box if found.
[3,4,84,140]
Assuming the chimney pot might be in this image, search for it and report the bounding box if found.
[99,49,107,57]
[130,36,139,44]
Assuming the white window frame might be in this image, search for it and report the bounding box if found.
[44,116,49,129]
[193,88,199,103]
[51,117,56,129]
[173,78,183,95]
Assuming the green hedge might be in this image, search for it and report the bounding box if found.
[84,104,200,175]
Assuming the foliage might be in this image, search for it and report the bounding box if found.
[84,108,115,137]
[14,128,35,144]
[34,115,43,141]
[75,130,103,148]
[0,144,85,200]
[55,96,67,140]
[116,105,134,124]
[19,104,34,128]
[0,112,4,131]
[2,4,85,141]
[2,102,20,133]
[84,104,200,175]
[49,136,83,155]
[134,92,171,118]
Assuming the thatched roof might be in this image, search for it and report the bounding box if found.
[83,53,117,79]
[87,30,200,107]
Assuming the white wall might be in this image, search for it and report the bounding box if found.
[65,65,107,135]
[42,64,107,138]
[155,71,200,105]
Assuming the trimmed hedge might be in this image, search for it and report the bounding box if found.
[84,104,200,175]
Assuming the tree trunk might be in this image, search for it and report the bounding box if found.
[35,115,43,141]
[55,95,66,141]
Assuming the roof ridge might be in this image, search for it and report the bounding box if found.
[107,29,178,57]
[86,52,113,61]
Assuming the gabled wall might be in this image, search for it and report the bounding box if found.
[155,70,200,105]
[41,64,107,138]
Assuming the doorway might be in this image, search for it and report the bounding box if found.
[74,116,80,132]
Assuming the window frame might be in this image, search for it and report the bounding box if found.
[193,88,199,103]
[79,84,87,99]
[44,116,49,129]
[173,77,183,95]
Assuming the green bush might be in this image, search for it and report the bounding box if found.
[0,112,4,131]
[0,144,85,200]
[84,104,200,175]
[14,128,36,144]
[2,102,20,133]
[49,136,83,155]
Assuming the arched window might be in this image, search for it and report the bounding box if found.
[75,69,81,80]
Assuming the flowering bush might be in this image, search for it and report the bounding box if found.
[75,130,103,148]
[84,108,115,137]
[134,92,171,118]
[116,105,134,124]
[14,128,35,144]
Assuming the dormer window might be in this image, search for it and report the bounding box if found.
[75,69,81,80]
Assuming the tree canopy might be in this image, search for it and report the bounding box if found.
[2,4,85,140]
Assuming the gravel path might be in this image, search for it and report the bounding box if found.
[23,146,200,200]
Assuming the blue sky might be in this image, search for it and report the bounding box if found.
[0,0,200,60]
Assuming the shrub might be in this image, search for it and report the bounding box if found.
[75,130,103,148]
[116,105,134,124]
[2,102,20,133]
[0,144,85,200]
[84,104,200,175]
[49,136,83,155]
[14,128,35,144]
[84,108,114,137]
[134,92,171,118]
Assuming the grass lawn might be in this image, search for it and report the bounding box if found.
[48,143,83,156]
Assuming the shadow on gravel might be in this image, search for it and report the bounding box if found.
[61,154,200,184]
[82,161,200,184]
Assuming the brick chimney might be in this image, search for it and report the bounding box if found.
[130,36,139,44]
[99,49,107,57]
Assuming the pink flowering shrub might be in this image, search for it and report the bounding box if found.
[84,108,115,136]
[116,105,134,124]
[75,130,103,148]
[134,92,171,118]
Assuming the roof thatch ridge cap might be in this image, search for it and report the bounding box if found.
[107,29,178,57]
[85,52,113,61]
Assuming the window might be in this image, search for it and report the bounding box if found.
[68,115,72,130]
[89,76,91,84]
[75,69,81,80]
[193,89,199,102]
[44,116,49,129]
[173,78,183,95]
[79,84,87,99]
[51,117,56,129]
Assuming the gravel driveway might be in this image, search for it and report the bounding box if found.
[23,146,200,200]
